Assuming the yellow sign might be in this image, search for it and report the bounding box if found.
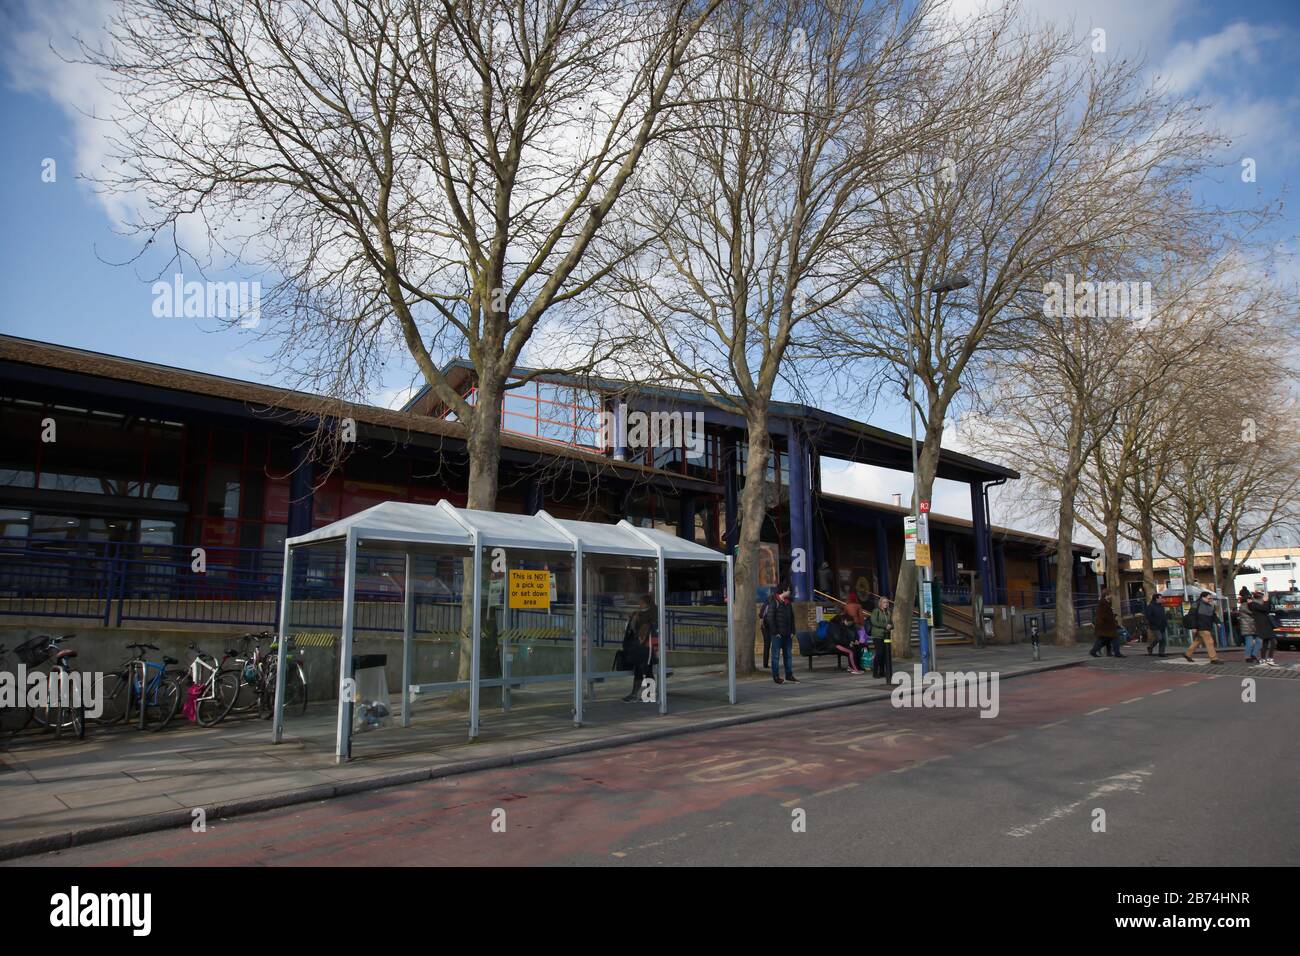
[508,569,552,610]
[915,543,932,568]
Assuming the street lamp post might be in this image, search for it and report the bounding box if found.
[913,275,969,677]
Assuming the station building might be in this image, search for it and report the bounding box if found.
[0,334,1098,645]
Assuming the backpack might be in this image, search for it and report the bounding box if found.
[759,599,772,635]
[1181,608,1198,630]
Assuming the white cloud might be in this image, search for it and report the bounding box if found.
[1157,21,1281,94]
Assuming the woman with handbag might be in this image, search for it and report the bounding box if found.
[621,596,658,702]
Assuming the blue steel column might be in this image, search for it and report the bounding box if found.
[787,429,810,601]
[943,535,958,588]
[287,444,314,538]
[723,437,738,556]
[994,540,1007,604]
[678,494,696,541]
[971,481,995,605]
[873,519,892,598]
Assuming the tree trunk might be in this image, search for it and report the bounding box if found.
[1054,473,1081,645]
[464,381,504,511]
[891,428,941,660]
[457,382,505,686]
[1103,512,1122,618]
[730,415,772,675]
[1139,507,1156,599]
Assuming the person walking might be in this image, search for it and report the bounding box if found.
[1144,592,1168,656]
[869,597,894,680]
[1090,590,1124,657]
[767,583,798,685]
[1247,590,1277,667]
[1238,590,1260,663]
[1183,590,1223,665]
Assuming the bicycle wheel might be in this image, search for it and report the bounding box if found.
[196,670,241,727]
[145,673,183,731]
[55,702,86,740]
[97,672,135,725]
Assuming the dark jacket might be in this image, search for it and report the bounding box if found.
[767,595,795,637]
[1094,600,1119,639]
[1187,600,1217,632]
[1247,599,1275,640]
[1144,599,1168,632]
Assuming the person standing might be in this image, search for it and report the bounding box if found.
[1144,592,1168,657]
[1247,590,1277,667]
[621,595,659,701]
[870,597,893,680]
[1183,590,1223,665]
[1090,590,1123,657]
[1238,590,1259,663]
[767,583,798,685]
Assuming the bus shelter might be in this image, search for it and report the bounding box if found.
[271,500,735,762]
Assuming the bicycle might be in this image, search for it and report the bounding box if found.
[24,635,85,740]
[100,643,183,731]
[181,643,241,727]
[224,631,275,716]
[259,636,308,720]
[0,642,34,738]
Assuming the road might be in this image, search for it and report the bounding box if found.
[11,660,1300,866]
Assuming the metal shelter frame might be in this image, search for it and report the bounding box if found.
[271,501,736,762]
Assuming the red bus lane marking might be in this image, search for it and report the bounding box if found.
[67,666,1209,867]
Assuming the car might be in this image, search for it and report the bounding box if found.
[1268,591,1300,651]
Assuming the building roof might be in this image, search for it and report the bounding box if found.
[0,334,719,492]
[409,359,1020,485]
[820,492,1097,553]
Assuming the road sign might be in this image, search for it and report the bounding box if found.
[508,569,551,610]
[919,500,931,513]
[915,542,932,568]
[904,516,917,560]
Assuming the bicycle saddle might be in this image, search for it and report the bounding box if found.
[55,649,77,659]
[163,656,179,665]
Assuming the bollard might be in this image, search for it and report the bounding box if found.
[1030,617,1041,662]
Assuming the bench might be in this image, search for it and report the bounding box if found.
[795,632,857,671]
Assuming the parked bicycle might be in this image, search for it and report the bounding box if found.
[261,635,308,720]
[180,642,241,727]
[22,634,85,740]
[100,643,183,731]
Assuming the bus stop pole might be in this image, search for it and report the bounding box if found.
[402,550,413,728]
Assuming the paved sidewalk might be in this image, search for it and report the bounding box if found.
[0,643,1081,860]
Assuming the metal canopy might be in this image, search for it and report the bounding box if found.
[272,500,735,762]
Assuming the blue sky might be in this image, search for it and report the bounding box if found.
[1,0,1297,528]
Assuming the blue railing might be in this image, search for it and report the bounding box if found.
[0,536,728,649]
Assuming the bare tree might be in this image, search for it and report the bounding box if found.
[824,10,1222,654]
[605,0,947,673]
[85,0,722,507]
